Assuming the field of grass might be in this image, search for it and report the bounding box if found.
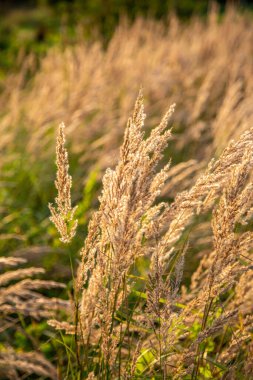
[1,3,253,379]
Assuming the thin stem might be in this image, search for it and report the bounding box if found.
[192,298,213,380]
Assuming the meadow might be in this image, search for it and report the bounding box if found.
[1,4,253,379]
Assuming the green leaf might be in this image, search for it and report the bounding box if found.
[135,348,156,375]
[205,356,227,371]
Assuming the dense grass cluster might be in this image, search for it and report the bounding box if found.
[1,6,253,379]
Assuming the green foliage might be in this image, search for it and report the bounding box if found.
[135,348,156,377]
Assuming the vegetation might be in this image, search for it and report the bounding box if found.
[0,0,252,79]
[1,3,253,379]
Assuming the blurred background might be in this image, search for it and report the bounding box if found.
[0,0,252,79]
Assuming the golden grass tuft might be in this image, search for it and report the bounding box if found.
[49,91,253,379]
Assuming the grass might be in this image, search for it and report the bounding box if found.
[1,5,253,379]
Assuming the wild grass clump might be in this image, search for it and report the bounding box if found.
[1,5,253,379]
[48,91,253,379]
[0,256,68,379]
[1,8,253,277]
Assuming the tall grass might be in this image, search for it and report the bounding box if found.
[1,5,253,380]
[2,7,253,172]
[0,256,68,379]
[47,91,253,379]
